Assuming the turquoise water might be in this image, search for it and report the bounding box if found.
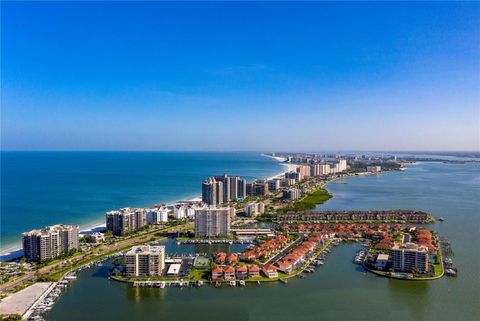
[0,152,283,251]
[44,161,480,321]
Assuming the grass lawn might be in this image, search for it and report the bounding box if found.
[189,270,209,281]
[278,187,332,213]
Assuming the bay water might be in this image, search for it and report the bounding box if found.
[43,161,480,321]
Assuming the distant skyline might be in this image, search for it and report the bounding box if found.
[1,2,479,151]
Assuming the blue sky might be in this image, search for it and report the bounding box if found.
[1,2,479,151]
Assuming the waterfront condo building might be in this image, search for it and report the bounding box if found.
[125,245,165,277]
[296,165,311,180]
[106,208,148,236]
[229,176,240,200]
[285,171,301,181]
[22,224,79,262]
[319,164,331,175]
[247,181,269,196]
[237,178,247,199]
[214,174,231,203]
[202,177,220,206]
[245,202,265,217]
[147,206,169,224]
[367,166,382,173]
[391,243,429,273]
[194,207,232,237]
[267,179,281,192]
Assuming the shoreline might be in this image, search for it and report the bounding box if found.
[1,155,288,261]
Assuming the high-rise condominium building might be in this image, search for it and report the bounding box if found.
[229,176,240,200]
[147,206,169,224]
[237,179,247,199]
[285,171,301,181]
[319,164,331,175]
[202,174,247,204]
[215,174,231,203]
[391,243,429,273]
[125,245,165,277]
[296,165,311,180]
[106,208,148,236]
[267,179,281,192]
[22,224,79,262]
[283,188,301,200]
[202,178,218,205]
[194,207,232,237]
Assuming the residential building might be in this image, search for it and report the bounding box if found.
[147,206,169,224]
[245,202,265,217]
[22,224,79,262]
[319,164,330,175]
[106,208,147,236]
[125,245,165,277]
[224,266,236,280]
[229,176,240,200]
[248,265,260,277]
[376,254,389,270]
[90,232,105,243]
[194,207,232,237]
[285,171,301,181]
[202,178,219,206]
[337,159,347,172]
[215,174,231,203]
[248,181,269,196]
[283,188,301,200]
[203,174,247,204]
[261,264,278,278]
[280,178,297,187]
[267,179,281,192]
[296,165,311,180]
[236,265,248,279]
[391,243,429,273]
[237,179,247,199]
[211,267,223,280]
[367,166,381,173]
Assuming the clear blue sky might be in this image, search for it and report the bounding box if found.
[2,2,479,151]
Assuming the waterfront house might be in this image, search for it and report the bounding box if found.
[276,261,293,274]
[248,265,260,278]
[262,264,278,278]
[240,250,256,261]
[212,267,223,280]
[228,253,238,265]
[224,266,236,280]
[216,252,227,264]
[236,265,248,279]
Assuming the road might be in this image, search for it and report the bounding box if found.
[266,234,305,265]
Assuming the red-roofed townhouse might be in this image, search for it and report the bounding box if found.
[262,264,278,278]
[212,267,223,280]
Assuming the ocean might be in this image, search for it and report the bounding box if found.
[0,151,284,253]
[43,161,480,321]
